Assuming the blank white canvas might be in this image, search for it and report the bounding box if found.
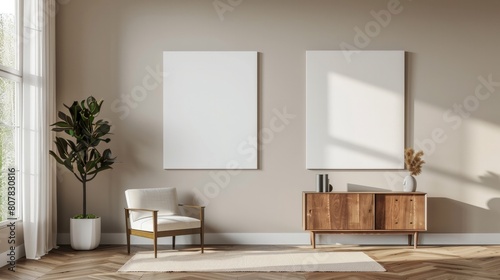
[306,50,405,169]
[163,51,257,169]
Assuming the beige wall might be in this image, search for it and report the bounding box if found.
[55,0,500,237]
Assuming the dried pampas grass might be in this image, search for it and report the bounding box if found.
[405,148,425,176]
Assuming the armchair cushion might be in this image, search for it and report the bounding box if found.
[131,215,201,232]
[125,187,180,222]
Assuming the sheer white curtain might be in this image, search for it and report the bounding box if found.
[22,0,57,259]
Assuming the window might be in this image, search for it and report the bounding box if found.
[0,0,21,223]
[0,0,20,73]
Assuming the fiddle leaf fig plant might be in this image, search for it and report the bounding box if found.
[49,96,115,218]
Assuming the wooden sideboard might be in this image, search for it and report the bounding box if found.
[303,192,427,249]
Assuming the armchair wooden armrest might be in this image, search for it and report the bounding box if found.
[124,208,159,232]
[125,207,159,213]
[178,204,205,222]
[125,208,158,223]
[178,204,205,209]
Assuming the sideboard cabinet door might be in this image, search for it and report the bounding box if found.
[304,193,374,230]
[375,194,426,230]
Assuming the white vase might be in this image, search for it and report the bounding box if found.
[403,175,417,192]
[70,217,101,250]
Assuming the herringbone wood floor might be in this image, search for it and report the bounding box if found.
[1,244,500,279]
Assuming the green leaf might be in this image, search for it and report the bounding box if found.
[57,111,68,122]
[67,140,78,151]
[73,213,98,219]
[87,165,111,175]
[68,101,80,119]
[76,161,85,175]
[49,151,65,165]
[52,127,69,132]
[85,160,96,172]
[95,119,108,126]
[63,158,74,171]
[88,96,98,114]
[52,121,72,128]
[102,149,114,160]
[94,124,110,137]
[95,100,103,115]
[54,137,69,158]
[57,110,74,126]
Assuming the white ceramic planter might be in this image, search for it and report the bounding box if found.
[403,175,417,192]
[70,217,101,250]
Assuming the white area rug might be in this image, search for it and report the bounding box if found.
[119,250,385,272]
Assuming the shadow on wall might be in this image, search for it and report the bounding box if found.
[428,197,500,233]
[427,166,500,193]
[479,171,500,190]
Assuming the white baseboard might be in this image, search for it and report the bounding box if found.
[57,233,310,245]
[0,244,25,270]
[57,232,500,246]
[419,233,500,245]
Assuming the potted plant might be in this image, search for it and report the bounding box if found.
[403,148,425,192]
[49,96,115,250]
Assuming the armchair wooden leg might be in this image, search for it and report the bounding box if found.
[126,231,131,255]
[153,211,158,258]
[172,236,176,250]
[201,231,204,253]
[154,236,158,258]
[125,209,131,255]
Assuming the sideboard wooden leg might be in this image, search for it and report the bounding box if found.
[310,231,316,249]
[408,234,413,246]
[414,232,419,249]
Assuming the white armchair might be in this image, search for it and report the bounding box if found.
[124,187,205,258]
